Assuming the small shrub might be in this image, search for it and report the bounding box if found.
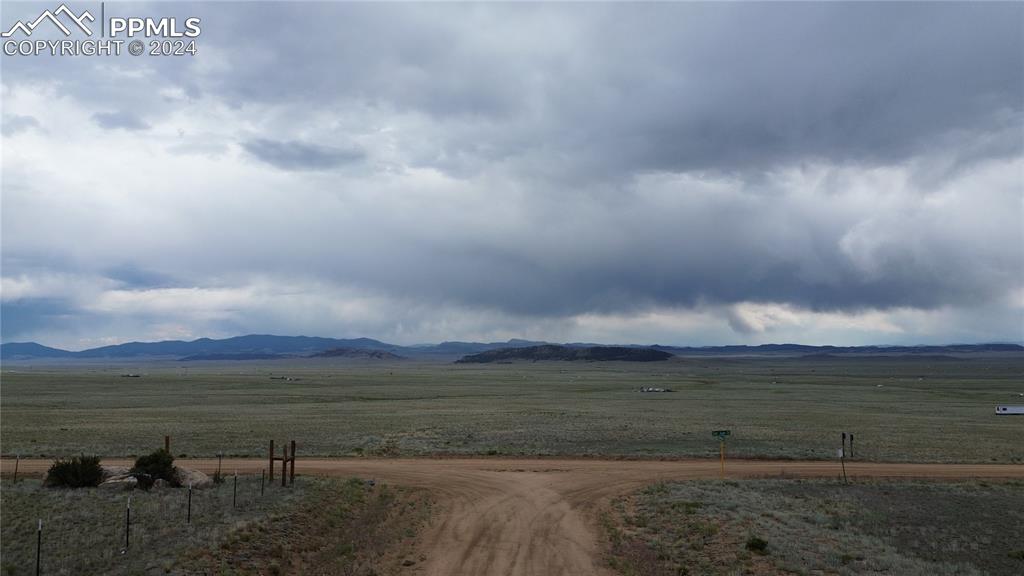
[694,520,718,538]
[745,536,769,555]
[45,455,104,488]
[671,500,703,514]
[132,449,177,487]
[1008,549,1024,561]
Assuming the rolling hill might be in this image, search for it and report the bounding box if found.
[454,345,674,363]
[309,348,404,360]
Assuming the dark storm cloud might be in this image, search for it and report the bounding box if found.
[0,298,85,341]
[92,111,150,131]
[193,2,1023,178]
[2,1,1022,344]
[241,138,365,171]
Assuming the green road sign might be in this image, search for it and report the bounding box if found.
[712,430,731,438]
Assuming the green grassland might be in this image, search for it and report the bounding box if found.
[1,355,1022,462]
[607,478,1024,576]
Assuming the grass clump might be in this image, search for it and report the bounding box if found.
[44,455,104,488]
[745,535,769,555]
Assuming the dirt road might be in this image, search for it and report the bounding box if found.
[5,457,1022,575]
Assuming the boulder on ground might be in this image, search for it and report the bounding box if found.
[101,465,132,481]
[173,466,212,489]
[98,476,138,490]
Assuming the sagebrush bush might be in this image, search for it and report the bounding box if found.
[45,455,104,488]
[745,536,769,555]
[132,449,177,487]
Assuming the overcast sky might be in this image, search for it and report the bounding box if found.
[2,1,1022,349]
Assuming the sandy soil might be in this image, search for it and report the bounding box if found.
[4,457,1022,575]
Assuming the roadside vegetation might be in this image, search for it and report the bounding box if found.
[180,478,431,575]
[43,455,104,488]
[606,479,1024,576]
[0,476,427,576]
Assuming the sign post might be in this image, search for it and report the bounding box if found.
[712,430,731,478]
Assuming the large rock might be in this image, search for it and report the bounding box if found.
[98,476,138,490]
[102,465,132,481]
[173,466,213,489]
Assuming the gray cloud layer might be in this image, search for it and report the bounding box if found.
[92,110,150,131]
[1,1,1021,347]
[242,138,364,171]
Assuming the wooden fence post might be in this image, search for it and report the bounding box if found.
[268,440,274,483]
[289,440,296,484]
[281,443,288,487]
[164,435,170,453]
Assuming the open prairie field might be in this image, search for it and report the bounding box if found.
[2,355,1021,463]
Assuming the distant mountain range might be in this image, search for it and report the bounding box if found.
[178,347,405,362]
[456,345,674,363]
[309,348,404,360]
[1,335,1021,361]
[0,335,541,361]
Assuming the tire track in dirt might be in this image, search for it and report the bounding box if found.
[4,458,1021,576]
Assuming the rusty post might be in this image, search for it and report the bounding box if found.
[289,440,296,484]
[164,435,170,453]
[268,440,274,483]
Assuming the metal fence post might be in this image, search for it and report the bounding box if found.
[36,519,42,576]
[125,497,131,549]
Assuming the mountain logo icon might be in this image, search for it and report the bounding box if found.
[2,4,95,38]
